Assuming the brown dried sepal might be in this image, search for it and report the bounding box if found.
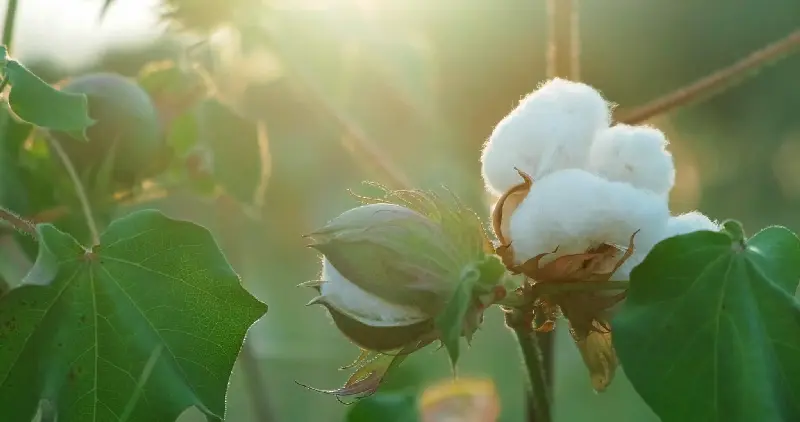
[524,230,639,337]
[491,168,534,269]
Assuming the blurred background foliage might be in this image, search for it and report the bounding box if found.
[2,0,800,421]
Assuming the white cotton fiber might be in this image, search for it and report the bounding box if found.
[481,78,611,196]
[319,258,428,325]
[588,124,675,197]
[507,169,670,279]
[663,211,719,239]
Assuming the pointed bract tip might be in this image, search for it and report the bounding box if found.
[306,296,325,307]
[298,280,324,291]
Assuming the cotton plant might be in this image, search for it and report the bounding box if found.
[483,78,719,391]
[301,78,721,399]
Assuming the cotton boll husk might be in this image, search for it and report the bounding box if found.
[481,78,611,196]
[663,211,720,239]
[319,258,428,325]
[508,169,670,280]
[588,124,676,197]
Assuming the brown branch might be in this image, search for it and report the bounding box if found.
[547,0,578,80]
[617,29,800,124]
[252,119,272,211]
[0,207,37,239]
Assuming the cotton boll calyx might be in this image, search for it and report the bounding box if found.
[507,168,670,280]
[588,124,676,197]
[481,78,611,196]
[492,169,669,393]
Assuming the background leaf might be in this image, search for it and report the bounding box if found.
[346,389,420,422]
[0,210,267,422]
[612,227,800,422]
[5,60,94,135]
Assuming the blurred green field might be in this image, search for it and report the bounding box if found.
[5,0,800,421]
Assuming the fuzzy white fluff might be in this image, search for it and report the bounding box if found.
[663,211,719,239]
[588,124,675,197]
[319,258,428,326]
[508,169,670,280]
[481,78,611,196]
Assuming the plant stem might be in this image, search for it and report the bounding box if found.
[252,119,271,211]
[541,0,580,406]
[546,0,578,80]
[48,137,100,246]
[507,309,552,422]
[617,29,800,124]
[0,206,36,238]
[2,0,18,50]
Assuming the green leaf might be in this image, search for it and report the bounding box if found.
[0,210,267,422]
[4,60,94,136]
[346,390,420,422]
[612,226,800,422]
[435,268,479,369]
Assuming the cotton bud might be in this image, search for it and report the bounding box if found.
[481,78,611,196]
[663,211,719,239]
[588,124,676,197]
[306,196,506,356]
[506,168,670,279]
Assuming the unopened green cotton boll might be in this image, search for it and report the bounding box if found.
[306,198,504,353]
[481,78,611,196]
[588,124,676,197]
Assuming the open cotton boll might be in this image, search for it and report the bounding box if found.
[319,258,428,324]
[481,78,611,196]
[588,124,676,197]
[663,211,719,239]
[508,169,670,279]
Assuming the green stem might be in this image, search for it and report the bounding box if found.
[47,137,100,246]
[506,308,552,422]
[2,0,18,50]
[512,321,552,421]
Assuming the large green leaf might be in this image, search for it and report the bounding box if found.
[612,223,800,422]
[0,210,267,422]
